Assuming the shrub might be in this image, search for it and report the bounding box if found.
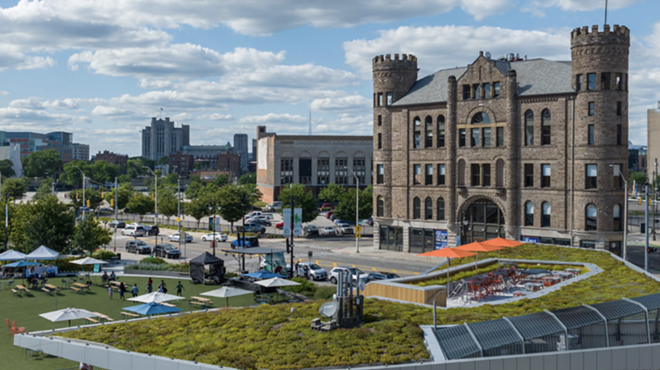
[141,257,168,265]
[313,286,336,300]
[91,249,117,261]
[281,277,316,295]
[52,257,93,272]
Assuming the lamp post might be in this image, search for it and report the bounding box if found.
[351,171,360,253]
[178,177,183,259]
[645,185,649,271]
[611,164,628,260]
[240,190,248,273]
[654,159,657,241]
[143,167,158,249]
[72,165,86,218]
[208,199,218,256]
[0,173,7,251]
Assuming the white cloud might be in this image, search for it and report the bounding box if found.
[195,113,233,121]
[91,106,135,116]
[237,113,307,125]
[311,95,371,113]
[315,114,373,135]
[344,25,570,77]
[0,90,8,96]
[0,107,89,126]
[522,0,637,17]
[460,0,512,21]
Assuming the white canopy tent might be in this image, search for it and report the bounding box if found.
[39,307,97,327]
[128,292,185,304]
[25,246,59,260]
[70,257,108,266]
[254,277,300,288]
[0,249,26,261]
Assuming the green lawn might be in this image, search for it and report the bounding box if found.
[0,276,256,370]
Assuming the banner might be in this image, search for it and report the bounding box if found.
[293,208,302,236]
[282,208,291,236]
[435,230,448,249]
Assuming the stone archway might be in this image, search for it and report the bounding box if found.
[458,198,505,245]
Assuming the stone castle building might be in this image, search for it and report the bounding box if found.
[141,117,190,160]
[373,25,629,254]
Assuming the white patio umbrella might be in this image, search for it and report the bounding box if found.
[0,249,26,261]
[69,257,109,266]
[201,286,253,307]
[25,245,59,260]
[39,307,97,327]
[128,291,185,303]
[254,277,301,288]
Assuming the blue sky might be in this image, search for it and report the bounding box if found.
[0,0,658,156]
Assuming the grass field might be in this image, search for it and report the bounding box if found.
[0,275,255,370]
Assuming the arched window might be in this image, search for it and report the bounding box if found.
[413,197,421,219]
[425,116,433,148]
[437,115,445,148]
[437,198,445,221]
[541,109,551,145]
[457,159,466,186]
[524,201,534,226]
[613,204,622,231]
[542,202,551,227]
[376,196,384,217]
[495,159,504,187]
[413,117,421,149]
[524,110,534,146]
[471,112,491,124]
[586,204,598,231]
[425,197,433,220]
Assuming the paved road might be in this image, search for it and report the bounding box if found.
[107,230,438,277]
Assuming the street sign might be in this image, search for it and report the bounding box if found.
[293,208,302,236]
[176,217,181,222]
[356,232,361,238]
[355,225,362,233]
[308,251,313,258]
[283,208,292,236]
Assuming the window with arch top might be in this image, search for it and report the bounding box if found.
[524,110,534,146]
[586,204,597,231]
[413,117,421,149]
[376,196,384,217]
[524,201,534,226]
[437,115,445,147]
[541,109,551,145]
[425,116,433,148]
[425,197,433,220]
[471,112,491,124]
[541,202,551,227]
[413,197,421,219]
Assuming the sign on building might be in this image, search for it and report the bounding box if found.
[521,236,539,244]
[435,230,448,250]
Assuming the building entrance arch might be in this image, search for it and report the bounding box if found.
[459,198,505,245]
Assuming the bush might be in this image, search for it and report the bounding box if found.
[91,249,117,261]
[313,286,336,300]
[52,257,93,272]
[141,257,168,265]
[281,277,317,296]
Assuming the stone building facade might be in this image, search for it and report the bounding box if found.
[256,126,372,203]
[647,104,660,181]
[141,117,190,160]
[373,25,630,254]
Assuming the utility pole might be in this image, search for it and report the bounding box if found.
[654,159,657,241]
[353,172,360,253]
[289,189,295,279]
[178,178,182,258]
[645,185,649,272]
[114,177,117,253]
[1,173,6,251]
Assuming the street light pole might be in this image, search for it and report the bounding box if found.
[72,166,86,218]
[611,164,628,260]
[645,185,649,272]
[654,159,657,241]
[352,172,359,253]
[114,177,118,253]
[178,178,182,258]
[144,167,158,250]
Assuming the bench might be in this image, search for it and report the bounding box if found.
[70,287,81,294]
[11,289,18,296]
[41,287,51,294]
[188,301,211,309]
[85,318,99,324]
[121,312,139,319]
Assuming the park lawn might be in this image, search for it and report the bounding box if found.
[0,276,255,370]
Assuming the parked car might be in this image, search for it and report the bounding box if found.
[379,272,401,280]
[263,201,282,212]
[153,244,181,259]
[320,203,334,211]
[275,221,284,230]
[325,211,334,219]
[125,240,151,254]
[237,223,266,234]
[99,207,113,213]
[144,225,159,236]
[245,211,263,220]
[108,220,126,229]
[263,214,274,220]
[303,224,319,236]
[320,226,336,236]
[121,225,146,237]
[168,232,193,243]
[201,232,228,242]
[296,262,327,281]
[337,223,353,235]
[329,267,367,284]
[252,218,272,227]
[360,272,391,283]
[231,236,260,249]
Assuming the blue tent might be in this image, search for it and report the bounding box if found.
[243,270,285,279]
[3,261,42,268]
[123,302,183,316]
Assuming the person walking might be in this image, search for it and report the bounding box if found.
[119,282,126,301]
[175,281,185,297]
[158,280,167,293]
[131,284,139,297]
[147,277,153,293]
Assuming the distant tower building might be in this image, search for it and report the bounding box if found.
[71,143,90,161]
[251,138,257,162]
[647,102,660,181]
[233,133,248,173]
[141,117,190,160]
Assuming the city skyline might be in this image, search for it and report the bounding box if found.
[0,0,658,156]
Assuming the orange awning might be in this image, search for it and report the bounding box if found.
[481,237,524,248]
[455,241,503,252]
[417,248,476,258]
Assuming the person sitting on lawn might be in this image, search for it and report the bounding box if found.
[109,271,116,281]
[101,272,109,284]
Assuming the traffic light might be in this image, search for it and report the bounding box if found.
[638,198,642,205]
[133,192,136,199]
[76,193,79,200]
[650,199,654,207]
[110,199,114,207]
[151,193,154,200]
[86,199,91,208]
[101,191,105,199]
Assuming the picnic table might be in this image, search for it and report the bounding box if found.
[13,284,30,296]
[43,284,60,295]
[92,312,114,323]
[71,282,91,294]
[188,296,214,309]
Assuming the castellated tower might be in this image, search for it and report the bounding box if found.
[372,54,418,219]
[571,25,629,243]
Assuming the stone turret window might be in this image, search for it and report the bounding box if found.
[612,164,622,189]
[377,115,382,126]
[437,115,445,148]
[576,74,583,91]
[377,196,384,217]
[376,164,384,184]
[437,198,445,221]
[425,116,433,148]
[616,73,623,90]
[541,109,551,145]
[587,73,596,90]
[378,93,383,106]
[524,201,534,226]
[586,164,597,189]
[524,110,534,146]
[413,117,421,149]
[377,133,382,149]
[588,102,595,116]
[617,125,623,145]
[386,92,393,106]
[542,202,551,227]
[588,125,595,144]
[617,102,622,116]
[586,204,597,231]
[425,197,433,220]
[413,197,421,219]
[601,73,611,90]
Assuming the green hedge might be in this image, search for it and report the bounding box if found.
[91,249,117,261]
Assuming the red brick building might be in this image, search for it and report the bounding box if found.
[217,152,241,180]
[169,151,194,176]
[95,150,128,165]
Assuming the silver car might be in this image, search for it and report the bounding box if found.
[169,232,193,243]
[121,225,146,237]
[320,226,336,236]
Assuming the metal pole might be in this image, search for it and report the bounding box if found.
[178,178,182,258]
[82,175,86,218]
[645,185,649,272]
[623,176,628,260]
[654,159,657,241]
[114,177,117,253]
[354,173,359,253]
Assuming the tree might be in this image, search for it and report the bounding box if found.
[59,160,88,187]
[238,173,256,184]
[158,156,169,165]
[213,174,229,188]
[16,196,75,253]
[127,158,148,179]
[278,184,318,223]
[185,175,205,199]
[33,178,54,201]
[318,183,345,204]
[1,177,27,201]
[335,185,373,222]
[68,188,103,210]
[629,171,648,187]
[22,149,62,178]
[165,172,178,186]
[157,186,179,224]
[185,197,210,230]
[215,184,243,229]
[126,193,155,221]
[71,217,112,253]
[89,160,119,184]
[118,174,132,184]
[116,182,133,209]
[0,159,15,178]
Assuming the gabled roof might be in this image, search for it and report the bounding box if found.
[392,59,573,107]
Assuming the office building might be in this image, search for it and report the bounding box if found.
[141,117,190,160]
[72,143,90,161]
[647,103,660,181]
[0,131,73,162]
[95,151,129,166]
[233,133,248,174]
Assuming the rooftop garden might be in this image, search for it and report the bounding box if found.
[58,244,660,370]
